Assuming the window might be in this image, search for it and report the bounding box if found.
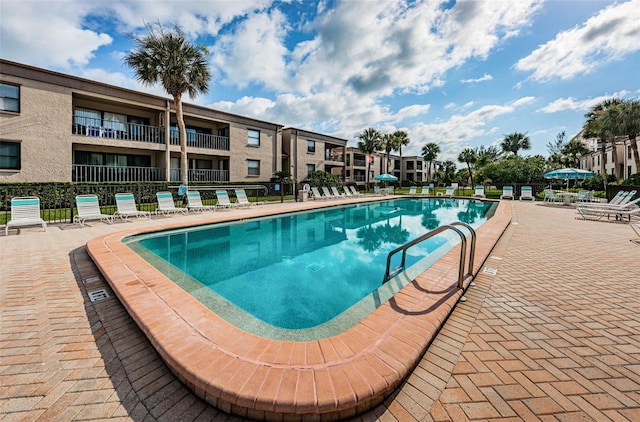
[307,140,316,153]
[0,141,20,170]
[0,83,20,113]
[74,107,102,128]
[307,164,316,174]
[247,159,260,176]
[248,129,260,146]
[406,161,414,170]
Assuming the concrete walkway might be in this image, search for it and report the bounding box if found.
[1,200,639,421]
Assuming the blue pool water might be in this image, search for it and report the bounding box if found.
[126,198,494,336]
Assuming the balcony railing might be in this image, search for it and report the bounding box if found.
[73,119,164,144]
[72,165,230,183]
[72,116,230,150]
[72,165,165,182]
[353,159,367,167]
[169,168,229,182]
[169,130,230,150]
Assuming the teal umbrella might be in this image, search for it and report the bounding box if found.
[544,168,594,190]
[374,173,398,182]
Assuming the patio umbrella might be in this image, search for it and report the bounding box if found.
[374,173,398,182]
[544,168,594,189]
[374,173,398,188]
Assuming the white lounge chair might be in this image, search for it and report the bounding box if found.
[331,186,345,198]
[114,193,151,221]
[408,186,417,195]
[322,186,338,199]
[420,186,430,196]
[5,196,47,235]
[472,186,485,198]
[74,194,113,227]
[215,190,240,209]
[186,191,216,212]
[155,192,187,215]
[519,186,534,201]
[311,187,328,200]
[500,186,514,200]
[578,190,636,209]
[343,186,354,197]
[235,189,260,206]
[349,186,362,196]
[577,197,640,221]
[445,186,455,197]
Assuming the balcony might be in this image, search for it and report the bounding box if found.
[72,116,230,150]
[169,129,230,151]
[353,159,367,167]
[73,119,164,144]
[72,164,165,182]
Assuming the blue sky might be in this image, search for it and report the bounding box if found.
[2,0,639,163]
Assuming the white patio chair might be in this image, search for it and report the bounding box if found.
[114,193,151,221]
[472,186,485,198]
[235,189,261,206]
[5,196,47,235]
[74,194,113,227]
[500,186,514,200]
[408,186,417,195]
[349,186,362,196]
[519,186,534,201]
[215,190,239,209]
[155,192,187,215]
[186,191,216,212]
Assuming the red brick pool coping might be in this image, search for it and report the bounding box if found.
[86,198,512,421]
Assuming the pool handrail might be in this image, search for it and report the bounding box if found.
[382,222,476,290]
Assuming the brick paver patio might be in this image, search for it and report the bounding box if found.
[1,200,639,421]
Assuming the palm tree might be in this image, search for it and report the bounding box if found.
[584,99,620,186]
[500,132,531,157]
[392,130,410,182]
[475,145,500,168]
[457,148,477,186]
[560,139,590,168]
[438,160,457,184]
[421,142,440,182]
[380,133,399,174]
[356,128,381,191]
[124,22,211,185]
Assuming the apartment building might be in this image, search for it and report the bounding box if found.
[281,128,346,184]
[1,59,284,184]
[575,131,638,180]
[343,147,432,186]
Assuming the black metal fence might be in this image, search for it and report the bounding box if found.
[0,182,288,225]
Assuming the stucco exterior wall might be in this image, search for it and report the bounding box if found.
[1,76,73,182]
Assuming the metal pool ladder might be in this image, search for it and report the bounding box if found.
[382,222,476,297]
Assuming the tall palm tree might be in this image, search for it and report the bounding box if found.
[457,148,477,186]
[421,142,440,182]
[380,133,399,174]
[584,99,620,186]
[438,160,457,184]
[125,22,211,185]
[356,128,381,191]
[392,130,410,182]
[500,132,531,157]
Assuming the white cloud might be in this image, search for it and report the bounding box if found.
[539,90,631,113]
[0,1,112,69]
[460,73,493,84]
[515,0,640,81]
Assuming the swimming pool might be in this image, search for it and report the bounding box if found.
[126,198,495,339]
[88,197,510,420]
